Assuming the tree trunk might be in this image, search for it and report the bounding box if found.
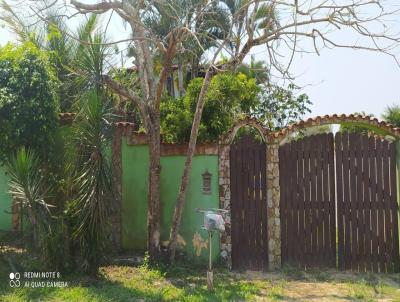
[168,71,213,262]
[147,121,161,261]
[177,62,185,97]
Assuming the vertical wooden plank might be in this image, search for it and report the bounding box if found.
[310,135,318,268]
[336,132,345,269]
[327,133,336,267]
[355,134,366,272]
[362,134,372,272]
[254,143,261,269]
[321,134,329,265]
[234,144,241,269]
[376,139,386,272]
[244,139,251,269]
[290,139,298,266]
[315,135,324,266]
[260,142,268,270]
[389,142,400,272]
[294,140,300,266]
[230,144,237,269]
[229,145,236,268]
[287,140,294,265]
[247,141,255,270]
[285,142,293,265]
[239,143,247,270]
[343,132,352,270]
[256,143,263,270]
[298,138,306,267]
[349,132,359,271]
[383,140,392,272]
[304,136,312,268]
[368,136,379,272]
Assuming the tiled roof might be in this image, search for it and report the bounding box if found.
[269,114,400,139]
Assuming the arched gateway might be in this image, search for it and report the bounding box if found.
[219,114,400,272]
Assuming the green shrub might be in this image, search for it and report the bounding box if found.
[161,72,259,143]
[0,42,59,164]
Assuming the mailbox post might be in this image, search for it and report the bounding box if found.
[196,208,227,291]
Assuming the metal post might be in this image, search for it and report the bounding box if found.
[207,231,213,291]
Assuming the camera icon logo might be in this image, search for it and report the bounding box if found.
[9,272,21,287]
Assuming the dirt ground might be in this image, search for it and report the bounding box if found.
[242,270,400,301]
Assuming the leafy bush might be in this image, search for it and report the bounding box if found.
[253,84,311,131]
[161,72,259,142]
[0,42,59,164]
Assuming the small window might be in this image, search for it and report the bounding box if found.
[202,170,212,195]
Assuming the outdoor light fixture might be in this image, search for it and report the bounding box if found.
[195,208,227,291]
[201,170,212,195]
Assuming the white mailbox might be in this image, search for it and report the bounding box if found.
[204,211,225,232]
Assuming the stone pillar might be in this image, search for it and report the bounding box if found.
[266,141,281,269]
[218,142,232,268]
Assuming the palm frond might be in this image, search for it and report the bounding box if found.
[69,90,114,275]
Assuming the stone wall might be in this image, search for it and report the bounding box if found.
[266,141,281,269]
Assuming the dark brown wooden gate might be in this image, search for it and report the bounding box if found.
[335,132,400,272]
[230,134,268,270]
[279,133,336,268]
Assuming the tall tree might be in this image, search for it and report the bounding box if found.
[18,0,400,262]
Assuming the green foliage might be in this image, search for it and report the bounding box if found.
[68,91,115,275]
[236,56,269,84]
[339,112,378,135]
[0,42,59,165]
[160,96,192,143]
[1,6,113,112]
[7,148,66,270]
[382,104,400,127]
[254,84,312,131]
[161,72,259,142]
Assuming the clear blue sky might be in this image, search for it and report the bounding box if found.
[0,3,399,120]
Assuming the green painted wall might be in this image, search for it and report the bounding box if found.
[121,137,220,262]
[0,166,12,231]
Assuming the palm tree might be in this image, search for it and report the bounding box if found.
[382,104,400,127]
[69,90,115,275]
[0,3,114,111]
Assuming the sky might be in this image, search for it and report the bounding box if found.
[0,1,399,121]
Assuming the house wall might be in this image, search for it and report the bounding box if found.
[121,137,220,263]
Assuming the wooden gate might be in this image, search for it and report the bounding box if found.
[230,134,268,270]
[280,132,399,272]
[335,132,400,272]
[279,133,336,268]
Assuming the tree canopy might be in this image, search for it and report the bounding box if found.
[0,42,59,164]
[161,72,260,143]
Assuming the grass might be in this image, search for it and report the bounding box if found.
[1,233,400,301]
